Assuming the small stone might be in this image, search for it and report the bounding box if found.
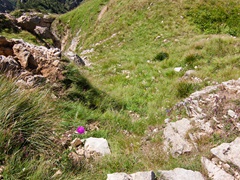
[76,148,85,156]
[71,138,82,148]
[228,110,236,118]
[222,163,230,170]
[51,170,62,178]
[174,67,182,72]
[107,173,131,180]
[52,60,60,66]
[184,70,196,77]
[131,171,155,180]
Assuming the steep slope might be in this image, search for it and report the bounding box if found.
[0,0,240,179]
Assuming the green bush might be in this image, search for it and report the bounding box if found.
[153,52,169,61]
[176,81,201,98]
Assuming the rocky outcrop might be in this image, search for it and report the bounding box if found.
[211,137,240,169]
[201,157,234,180]
[163,118,193,156]
[163,78,240,156]
[0,36,63,87]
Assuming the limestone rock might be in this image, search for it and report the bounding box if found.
[51,170,62,178]
[13,43,38,69]
[158,168,204,180]
[184,70,196,77]
[211,137,240,169]
[0,55,20,74]
[107,171,155,180]
[163,118,193,155]
[227,109,236,118]
[71,138,82,148]
[65,51,85,66]
[84,137,111,156]
[34,26,53,39]
[201,157,234,180]
[174,67,182,72]
[0,36,14,56]
[130,171,155,180]
[107,173,131,180]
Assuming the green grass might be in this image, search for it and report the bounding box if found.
[1,0,240,179]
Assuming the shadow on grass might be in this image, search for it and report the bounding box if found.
[61,63,125,112]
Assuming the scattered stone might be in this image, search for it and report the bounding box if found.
[163,118,193,156]
[65,51,85,66]
[227,109,236,118]
[107,173,131,180]
[184,70,196,77]
[174,67,182,72]
[201,157,234,180]
[51,170,62,178]
[211,137,240,169]
[158,168,204,180]
[130,171,155,180]
[70,138,82,148]
[84,137,111,156]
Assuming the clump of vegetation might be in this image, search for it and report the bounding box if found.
[187,0,240,36]
[184,53,202,68]
[0,77,57,158]
[153,52,169,61]
[176,81,202,98]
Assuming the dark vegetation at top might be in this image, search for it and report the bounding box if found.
[0,0,83,13]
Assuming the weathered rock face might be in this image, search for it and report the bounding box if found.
[211,137,240,169]
[0,36,63,87]
[158,168,204,180]
[17,13,55,32]
[201,157,234,180]
[163,78,240,156]
[163,118,193,156]
[0,36,14,56]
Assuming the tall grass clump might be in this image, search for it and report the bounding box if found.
[0,77,56,159]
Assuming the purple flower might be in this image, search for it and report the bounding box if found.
[76,126,85,134]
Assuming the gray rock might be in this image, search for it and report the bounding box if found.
[107,171,155,180]
[174,67,182,72]
[107,173,131,180]
[130,171,155,180]
[158,168,204,180]
[84,137,111,156]
[34,26,53,39]
[227,109,236,118]
[163,118,193,156]
[0,55,20,73]
[211,137,240,169]
[184,70,196,77]
[201,157,234,180]
[65,51,85,66]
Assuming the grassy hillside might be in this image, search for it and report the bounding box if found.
[1,0,240,179]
